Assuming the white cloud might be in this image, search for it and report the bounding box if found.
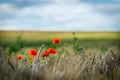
[0,3,17,13]
[0,2,120,31]
[54,0,80,4]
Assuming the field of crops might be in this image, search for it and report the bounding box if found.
[0,31,120,80]
[0,31,120,42]
[0,31,120,47]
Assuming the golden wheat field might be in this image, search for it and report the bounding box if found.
[0,31,120,42]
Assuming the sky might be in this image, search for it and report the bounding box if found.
[0,0,120,31]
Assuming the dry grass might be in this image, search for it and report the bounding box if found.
[0,45,120,80]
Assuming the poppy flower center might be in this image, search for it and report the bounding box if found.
[32,51,37,55]
[17,55,23,60]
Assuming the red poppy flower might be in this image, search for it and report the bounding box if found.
[43,51,50,57]
[52,38,61,44]
[17,55,23,60]
[48,48,57,54]
[29,49,38,58]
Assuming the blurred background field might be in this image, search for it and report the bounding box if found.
[0,31,120,48]
[0,31,120,41]
[0,31,120,54]
[0,31,120,50]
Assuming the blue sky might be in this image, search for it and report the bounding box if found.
[0,0,120,31]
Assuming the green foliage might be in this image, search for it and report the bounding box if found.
[9,35,23,54]
[72,32,83,54]
[100,47,107,52]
